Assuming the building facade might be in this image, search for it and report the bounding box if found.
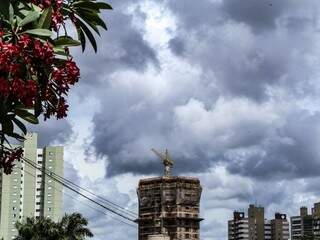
[228,205,289,240]
[0,133,64,240]
[137,176,202,240]
[291,203,320,240]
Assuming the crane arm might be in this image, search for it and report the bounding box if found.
[151,148,166,161]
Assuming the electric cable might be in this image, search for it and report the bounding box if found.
[21,167,137,228]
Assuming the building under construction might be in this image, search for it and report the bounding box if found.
[136,149,203,240]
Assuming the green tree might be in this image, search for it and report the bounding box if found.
[14,213,93,240]
[60,213,93,240]
[14,217,61,240]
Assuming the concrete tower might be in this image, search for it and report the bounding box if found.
[136,150,202,240]
[0,133,64,240]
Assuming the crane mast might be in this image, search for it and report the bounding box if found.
[151,148,174,177]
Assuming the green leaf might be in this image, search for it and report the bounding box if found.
[73,14,100,36]
[78,19,97,52]
[18,11,40,27]
[73,1,101,11]
[6,132,25,141]
[9,4,14,25]
[30,3,43,13]
[1,119,14,135]
[54,36,81,47]
[96,2,112,9]
[53,46,69,56]
[0,0,10,19]
[12,118,27,135]
[34,98,42,117]
[14,109,39,124]
[38,6,52,29]
[24,29,52,37]
[77,10,107,30]
[76,26,86,52]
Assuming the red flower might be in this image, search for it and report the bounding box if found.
[0,148,23,175]
[11,79,25,99]
[0,77,9,97]
[57,97,68,119]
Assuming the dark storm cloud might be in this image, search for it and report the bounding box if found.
[28,118,72,147]
[73,3,158,92]
[86,0,320,182]
[166,0,320,101]
[167,0,224,30]
[168,37,185,56]
[226,110,320,179]
[221,0,290,32]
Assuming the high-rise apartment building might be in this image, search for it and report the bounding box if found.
[228,205,289,240]
[248,204,265,240]
[0,133,64,240]
[270,213,289,240]
[291,202,320,240]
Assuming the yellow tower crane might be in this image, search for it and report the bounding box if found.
[151,148,174,177]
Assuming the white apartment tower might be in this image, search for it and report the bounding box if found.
[0,133,64,240]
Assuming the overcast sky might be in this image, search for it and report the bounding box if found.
[32,0,320,239]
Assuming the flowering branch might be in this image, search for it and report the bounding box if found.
[0,0,111,174]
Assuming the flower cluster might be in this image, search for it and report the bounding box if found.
[0,148,23,174]
[31,0,64,29]
[0,33,80,119]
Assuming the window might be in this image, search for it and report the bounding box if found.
[36,202,41,205]
[13,214,16,218]
[37,174,42,178]
[37,161,43,164]
[38,154,43,157]
[49,152,53,156]
[36,209,40,212]
[48,207,51,211]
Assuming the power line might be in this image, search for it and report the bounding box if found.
[49,168,137,218]
[21,167,137,228]
[2,145,137,223]
[22,156,137,223]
